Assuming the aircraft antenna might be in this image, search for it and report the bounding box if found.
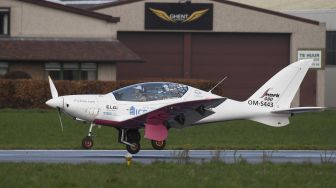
[208,76,228,93]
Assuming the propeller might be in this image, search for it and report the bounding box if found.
[48,76,58,99]
[46,76,64,132]
[57,107,64,132]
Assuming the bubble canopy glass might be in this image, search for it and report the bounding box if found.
[112,82,189,102]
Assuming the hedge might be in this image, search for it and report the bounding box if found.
[0,79,225,109]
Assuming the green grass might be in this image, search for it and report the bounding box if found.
[0,162,335,188]
[0,109,335,150]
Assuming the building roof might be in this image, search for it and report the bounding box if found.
[88,0,144,10]
[47,0,116,9]
[18,0,120,23]
[0,38,142,62]
[87,0,319,25]
[229,0,336,11]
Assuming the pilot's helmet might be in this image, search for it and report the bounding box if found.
[134,85,142,90]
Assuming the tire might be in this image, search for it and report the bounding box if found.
[151,140,166,150]
[126,142,141,154]
[81,136,93,149]
[126,129,141,141]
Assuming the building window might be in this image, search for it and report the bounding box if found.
[81,63,97,80]
[0,8,10,36]
[0,62,8,76]
[45,62,97,80]
[326,31,336,65]
[63,63,79,80]
[45,62,62,80]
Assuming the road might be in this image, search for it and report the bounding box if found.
[0,150,335,164]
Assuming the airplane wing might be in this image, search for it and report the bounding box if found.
[94,97,226,141]
[128,97,226,125]
[134,97,226,141]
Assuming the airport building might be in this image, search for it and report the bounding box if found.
[0,0,331,107]
[0,0,142,81]
[226,0,336,109]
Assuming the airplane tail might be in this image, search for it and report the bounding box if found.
[245,59,325,127]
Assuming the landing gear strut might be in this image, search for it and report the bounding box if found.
[82,123,95,149]
[151,140,166,150]
[118,129,141,154]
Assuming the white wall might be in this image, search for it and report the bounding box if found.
[285,9,336,30]
[0,0,117,38]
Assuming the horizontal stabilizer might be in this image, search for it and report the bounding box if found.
[249,115,289,127]
[271,107,326,114]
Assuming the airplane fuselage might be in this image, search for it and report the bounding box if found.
[57,83,227,128]
[57,89,278,129]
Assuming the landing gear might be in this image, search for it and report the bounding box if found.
[81,123,95,149]
[82,136,93,149]
[118,129,141,154]
[151,140,166,150]
[126,142,141,154]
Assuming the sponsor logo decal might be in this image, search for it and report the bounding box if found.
[194,90,202,95]
[194,90,203,98]
[129,106,149,116]
[103,112,113,116]
[106,105,118,110]
[260,88,280,98]
[247,88,280,108]
[74,99,95,103]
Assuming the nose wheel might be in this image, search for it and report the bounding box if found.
[82,123,95,149]
[82,136,93,149]
[151,140,166,150]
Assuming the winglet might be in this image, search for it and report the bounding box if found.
[48,76,58,99]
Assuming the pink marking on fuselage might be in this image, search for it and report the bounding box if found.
[144,123,168,141]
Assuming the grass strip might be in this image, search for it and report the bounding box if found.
[0,162,335,188]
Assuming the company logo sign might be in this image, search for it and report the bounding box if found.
[145,3,213,30]
[149,8,209,23]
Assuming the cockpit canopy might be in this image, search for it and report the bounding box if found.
[112,82,189,102]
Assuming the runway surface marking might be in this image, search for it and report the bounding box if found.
[0,150,335,164]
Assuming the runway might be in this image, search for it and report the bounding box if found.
[0,150,335,164]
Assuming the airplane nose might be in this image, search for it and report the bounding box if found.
[46,97,64,109]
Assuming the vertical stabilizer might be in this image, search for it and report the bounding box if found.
[247,59,313,109]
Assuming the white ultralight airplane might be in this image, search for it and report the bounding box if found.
[46,59,325,154]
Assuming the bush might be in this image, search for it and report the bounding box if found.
[4,71,32,79]
[0,79,224,109]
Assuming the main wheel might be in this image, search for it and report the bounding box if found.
[151,140,166,150]
[126,142,141,154]
[126,129,141,141]
[81,136,93,149]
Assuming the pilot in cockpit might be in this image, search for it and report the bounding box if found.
[134,85,147,102]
